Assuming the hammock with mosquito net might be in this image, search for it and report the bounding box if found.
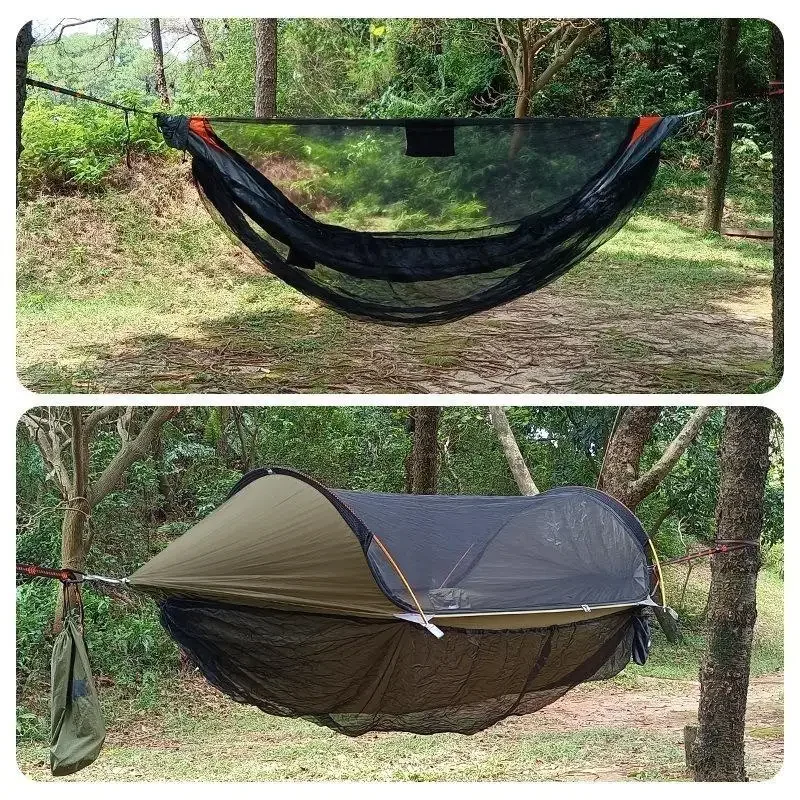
[126,467,659,735]
[156,113,683,323]
[25,77,783,325]
[20,466,673,772]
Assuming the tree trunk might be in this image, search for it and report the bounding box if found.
[597,407,660,507]
[770,24,783,380]
[150,18,170,105]
[409,407,441,494]
[54,503,89,630]
[254,18,278,117]
[16,21,34,185]
[703,19,741,231]
[488,407,539,495]
[691,407,771,781]
[191,18,215,67]
[598,407,712,510]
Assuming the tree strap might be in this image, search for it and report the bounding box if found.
[16,563,82,583]
[658,540,759,568]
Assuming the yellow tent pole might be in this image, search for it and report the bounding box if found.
[371,534,429,623]
[648,538,667,608]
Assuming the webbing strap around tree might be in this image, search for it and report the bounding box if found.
[16,563,81,583]
[658,540,759,568]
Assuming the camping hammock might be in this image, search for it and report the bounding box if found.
[19,466,669,773]
[122,467,657,736]
[26,77,783,325]
[156,113,684,323]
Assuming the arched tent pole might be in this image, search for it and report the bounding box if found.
[370,535,443,638]
[647,539,667,609]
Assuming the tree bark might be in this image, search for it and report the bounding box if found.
[408,407,441,494]
[150,18,170,105]
[488,407,539,495]
[597,407,660,507]
[191,18,215,68]
[769,24,783,380]
[703,19,741,231]
[16,21,34,186]
[691,407,772,781]
[254,18,278,117]
[598,407,713,509]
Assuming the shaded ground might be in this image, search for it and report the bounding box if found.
[17,159,775,394]
[17,673,782,782]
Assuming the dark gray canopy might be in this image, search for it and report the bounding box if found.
[338,484,651,616]
[131,467,652,628]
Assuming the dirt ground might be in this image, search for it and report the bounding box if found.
[43,278,770,395]
[18,672,783,782]
[505,674,784,780]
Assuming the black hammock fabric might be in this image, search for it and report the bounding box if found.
[161,601,648,736]
[157,114,683,324]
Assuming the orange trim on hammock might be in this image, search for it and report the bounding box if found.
[188,117,224,151]
[629,115,662,146]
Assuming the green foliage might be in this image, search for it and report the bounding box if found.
[20,17,776,194]
[19,96,166,195]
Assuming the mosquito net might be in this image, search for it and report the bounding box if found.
[158,114,683,323]
[132,468,655,736]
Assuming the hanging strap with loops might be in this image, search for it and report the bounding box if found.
[658,540,759,568]
[16,562,127,586]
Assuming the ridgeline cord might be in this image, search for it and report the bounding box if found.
[27,76,783,124]
[25,78,148,116]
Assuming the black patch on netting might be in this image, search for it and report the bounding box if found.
[287,246,315,270]
[160,599,639,736]
[405,123,455,157]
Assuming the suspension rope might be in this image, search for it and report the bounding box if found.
[24,78,149,116]
[659,540,758,568]
[16,562,128,586]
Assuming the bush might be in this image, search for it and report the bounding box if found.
[16,580,178,691]
[762,541,784,579]
[19,96,168,196]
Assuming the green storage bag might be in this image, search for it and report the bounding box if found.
[50,596,105,776]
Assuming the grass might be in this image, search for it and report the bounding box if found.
[16,157,776,393]
[16,561,783,782]
[633,561,784,682]
[17,714,688,782]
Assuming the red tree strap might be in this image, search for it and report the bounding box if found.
[16,563,81,583]
[658,540,758,568]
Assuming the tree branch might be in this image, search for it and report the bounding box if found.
[629,407,715,505]
[22,410,74,498]
[532,22,599,94]
[89,407,178,506]
[488,407,539,495]
[83,406,117,438]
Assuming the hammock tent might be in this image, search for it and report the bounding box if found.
[156,113,684,323]
[122,467,657,737]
